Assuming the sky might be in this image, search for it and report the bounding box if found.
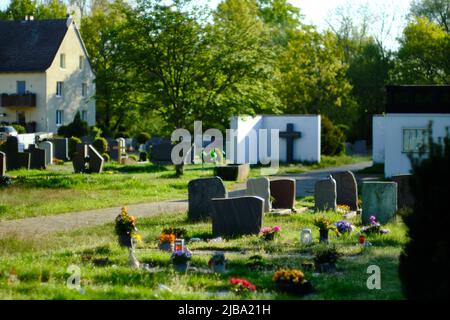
[0,0,413,49]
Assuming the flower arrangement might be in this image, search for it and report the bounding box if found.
[336,204,351,214]
[245,255,269,270]
[229,278,256,294]
[272,269,314,295]
[313,216,338,233]
[171,249,192,264]
[313,244,340,273]
[360,215,390,235]
[159,233,176,244]
[335,220,353,234]
[162,227,188,239]
[260,225,281,241]
[114,207,141,246]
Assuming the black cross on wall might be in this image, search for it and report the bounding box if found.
[279,123,301,163]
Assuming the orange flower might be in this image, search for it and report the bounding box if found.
[160,233,176,243]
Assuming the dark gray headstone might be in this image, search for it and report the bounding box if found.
[4,136,31,171]
[362,182,397,225]
[332,171,358,210]
[391,174,415,209]
[270,179,296,210]
[211,196,264,237]
[73,144,88,173]
[108,139,119,161]
[4,136,19,154]
[0,151,6,176]
[214,164,250,181]
[88,145,104,173]
[246,177,271,212]
[51,138,69,161]
[150,142,173,164]
[26,145,46,170]
[188,177,227,221]
[315,175,337,211]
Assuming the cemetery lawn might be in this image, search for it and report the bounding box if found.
[0,155,370,221]
[0,203,406,300]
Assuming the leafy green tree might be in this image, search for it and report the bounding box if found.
[2,0,37,19]
[410,0,450,32]
[36,0,68,19]
[391,17,450,84]
[321,116,346,156]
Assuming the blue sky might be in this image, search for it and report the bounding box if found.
[0,0,412,49]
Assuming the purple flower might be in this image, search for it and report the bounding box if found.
[335,220,352,233]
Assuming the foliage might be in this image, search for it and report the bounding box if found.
[335,220,353,234]
[68,136,82,159]
[102,153,110,162]
[135,132,150,145]
[313,215,338,234]
[410,0,450,32]
[171,249,192,264]
[93,137,108,154]
[313,244,340,265]
[321,116,346,156]
[58,112,89,138]
[11,124,26,134]
[360,216,390,235]
[0,0,67,20]
[399,128,450,299]
[260,225,281,241]
[162,227,188,239]
[89,126,103,140]
[229,278,256,293]
[245,255,269,270]
[0,176,13,187]
[114,207,139,240]
[273,268,305,284]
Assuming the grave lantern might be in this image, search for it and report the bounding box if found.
[174,239,185,252]
[300,228,312,245]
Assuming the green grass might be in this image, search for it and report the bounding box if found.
[0,155,371,221]
[0,206,406,300]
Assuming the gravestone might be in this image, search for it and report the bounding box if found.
[38,141,54,166]
[73,144,88,173]
[26,145,46,170]
[246,177,271,212]
[150,141,173,164]
[108,139,119,161]
[214,164,250,181]
[314,175,337,211]
[280,123,302,163]
[391,174,415,210]
[352,140,367,155]
[270,179,296,210]
[331,171,358,210]
[4,136,31,170]
[211,196,264,237]
[88,145,104,173]
[188,177,227,221]
[51,138,69,161]
[0,151,5,176]
[362,182,397,225]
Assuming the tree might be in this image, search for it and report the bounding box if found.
[410,0,450,32]
[36,0,68,19]
[2,0,37,20]
[1,0,68,20]
[391,17,450,84]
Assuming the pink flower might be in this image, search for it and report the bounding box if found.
[260,227,272,234]
[272,226,281,232]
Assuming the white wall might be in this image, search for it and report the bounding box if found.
[372,115,385,164]
[374,114,450,177]
[229,115,321,164]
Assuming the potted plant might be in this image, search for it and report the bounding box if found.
[208,252,227,273]
[245,255,269,271]
[114,207,141,248]
[158,233,176,252]
[229,278,256,296]
[313,215,339,243]
[335,220,354,235]
[162,227,188,239]
[260,225,281,241]
[171,249,192,272]
[272,269,314,296]
[313,244,340,273]
[360,216,390,235]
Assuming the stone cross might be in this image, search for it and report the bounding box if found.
[280,123,301,163]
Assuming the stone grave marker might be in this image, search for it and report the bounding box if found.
[314,175,337,211]
[26,145,46,170]
[51,138,69,161]
[108,139,119,161]
[331,171,358,210]
[38,141,54,166]
[279,123,302,163]
[246,177,271,212]
[391,174,415,210]
[270,179,296,210]
[211,196,264,237]
[0,151,6,176]
[88,145,104,173]
[73,144,88,173]
[362,182,397,225]
[150,141,173,164]
[4,136,31,170]
[214,164,250,181]
[188,177,228,221]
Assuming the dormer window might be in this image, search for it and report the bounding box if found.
[60,53,66,69]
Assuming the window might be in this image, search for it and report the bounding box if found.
[16,81,26,95]
[79,56,84,70]
[82,110,88,121]
[82,83,87,97]
[56,81,64,97]
[56,110,64,126]
[403,128,430,153]
[60,54,65,68]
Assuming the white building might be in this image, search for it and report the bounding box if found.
[0,16,95,133]
[229,115,321,164]
[373,85,450,177]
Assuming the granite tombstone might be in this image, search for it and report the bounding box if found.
[188,177,228,221]
[331,171,358,210]
[362,182,397,225]
[270,179,296,210]
[246,177,271,212]
[314,175,337,211]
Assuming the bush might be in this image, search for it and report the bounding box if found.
[58,112,88,138]
[321,116,346,156]
[102,153,110,162]
[115,132,130,139]
[11,124,26,134]
[90,126,103,140]
[93,137,108,154]
[399,127,450,299]
[68,136,82,160]
[128,154,138,162]
[139,152,147,162]
[0,176,12,187]
[135,132,151,145]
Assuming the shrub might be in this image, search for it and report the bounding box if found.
[11,124,26,134]
[135,132,151,145]
[321,116,346,156]
[102,153,110,162]
[68,136,82,159]
[129,154,138,161]
[93,137,108,154]
[0,176,12,187]
[115,131,130,138]
[139,152,147,162]
[58,112,88,138]
[399,127,450,299]
[89,126,103,140]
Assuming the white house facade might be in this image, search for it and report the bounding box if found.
[373,85,450,177]
[0,16,95,134]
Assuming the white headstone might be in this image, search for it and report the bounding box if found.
[246,177,271,212]
[38,141,54,166]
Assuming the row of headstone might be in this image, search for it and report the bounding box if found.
[314,171,359,212]
[107,138,126,162]
[72,143,104,173]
